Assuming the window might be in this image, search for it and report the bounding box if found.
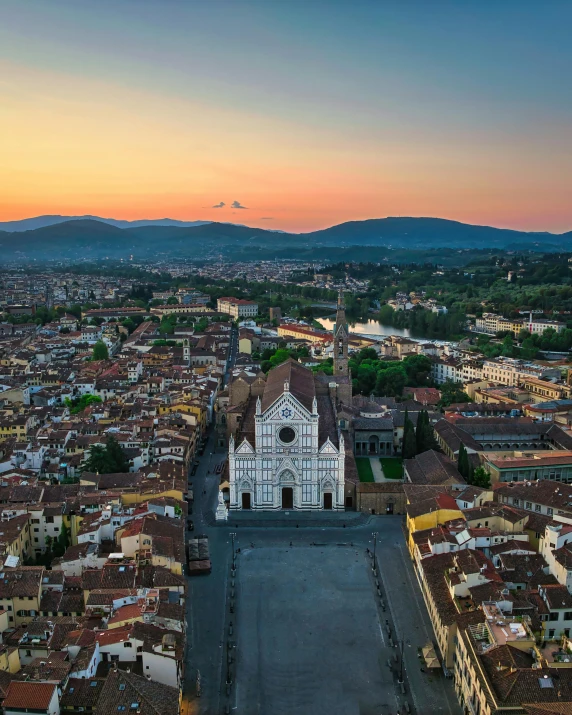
[564,612,572,621]
[45,516,54,523]
[123,642,133,648]
[278,427,296,444]
[548,508,554,516]
[535,504,541,512]
[549,612,559,621]
[119,684,126,690]
[513,498,519,506]
[262,485,273,503]
[302,485,312,502]
[549,629,556,638]
[525,502,532,510]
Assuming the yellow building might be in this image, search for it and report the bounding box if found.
[0,641,20,673]
[406,493,465,557]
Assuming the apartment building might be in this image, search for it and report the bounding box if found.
[482,358,560,388]
[216,297,258,319]
[475,312,565,336]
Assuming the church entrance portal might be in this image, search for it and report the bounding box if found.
[242,492,251,510]
[282,487,293,509]
[323,493,333,510]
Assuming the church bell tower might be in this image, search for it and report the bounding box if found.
[333,289,349,376]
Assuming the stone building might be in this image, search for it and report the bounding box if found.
[227,292,354,511]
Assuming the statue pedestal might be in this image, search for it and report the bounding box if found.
[215,491,228,521]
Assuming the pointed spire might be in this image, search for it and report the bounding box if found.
[335,288,347,333]
[229,434,235,452]
[256,396,261,415]
[312,396,318,415]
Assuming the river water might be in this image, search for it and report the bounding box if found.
[319,318,412,339]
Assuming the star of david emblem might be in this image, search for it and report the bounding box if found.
[281,407,292,419]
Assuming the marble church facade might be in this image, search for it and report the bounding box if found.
[228,291,350,511]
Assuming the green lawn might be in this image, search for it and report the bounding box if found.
[356,458,375,482]
[380,458,403,480]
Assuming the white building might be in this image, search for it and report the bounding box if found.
[229,360,345,511]
[217,296,258,319]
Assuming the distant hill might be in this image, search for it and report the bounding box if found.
[0,216,569,262]
[0,215,211,232]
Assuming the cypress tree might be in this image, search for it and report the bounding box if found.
[415,410,437,454]
[402,409,417,459]
[458,443,471,481]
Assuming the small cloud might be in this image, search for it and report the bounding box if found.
[231,200,248,209]
[212,201,225,208]
[260,217,274,220]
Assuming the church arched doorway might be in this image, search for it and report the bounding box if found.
[241,492,251,509]
[323,492,333,510]
[282,487,293,509]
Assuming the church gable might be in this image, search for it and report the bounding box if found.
[319,438,339,455]
[262,392,312,422]
[236,439,255,454]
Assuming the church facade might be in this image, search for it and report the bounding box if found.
[227,291,351,511]
[228,360,345,510]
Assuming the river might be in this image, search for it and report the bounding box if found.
[319,318,413,339]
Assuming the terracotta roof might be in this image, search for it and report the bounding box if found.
[261,359,315,413]
[97,667,179,715]
[405,450,465,486]
[3,681,56,710]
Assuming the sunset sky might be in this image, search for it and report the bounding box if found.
[1,1,571,233]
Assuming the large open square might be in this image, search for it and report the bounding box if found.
[236,544,396,715]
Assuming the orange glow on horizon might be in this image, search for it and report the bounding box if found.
[1,61,571,234]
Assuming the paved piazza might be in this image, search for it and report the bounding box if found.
[236,545,392,715]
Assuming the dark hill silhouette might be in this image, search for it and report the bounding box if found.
[0,216,569,260]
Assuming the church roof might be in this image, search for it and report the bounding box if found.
[261,359,315,413]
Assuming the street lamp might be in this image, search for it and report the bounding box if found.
[230,532,237,567]
[372,532,377,562]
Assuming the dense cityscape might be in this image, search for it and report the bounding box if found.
[2,2,572,714]
[0,253,571,713]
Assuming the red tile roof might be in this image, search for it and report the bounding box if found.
[3,681,56,710]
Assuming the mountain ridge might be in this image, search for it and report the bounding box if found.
[0,216,570,261]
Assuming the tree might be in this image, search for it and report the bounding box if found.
[269,349,293,369]
[403,354,432,387]
[92,340,109,361]
[457,443,472,481]
[438,380,471,408]
[501,333,515,357]
[402,410,417,459]
[416,410,438,454]
[52,522,71,558]
[375,365,406,397]
[64,394,102,414]
[472,466,491,489]
[83,435,130,474]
